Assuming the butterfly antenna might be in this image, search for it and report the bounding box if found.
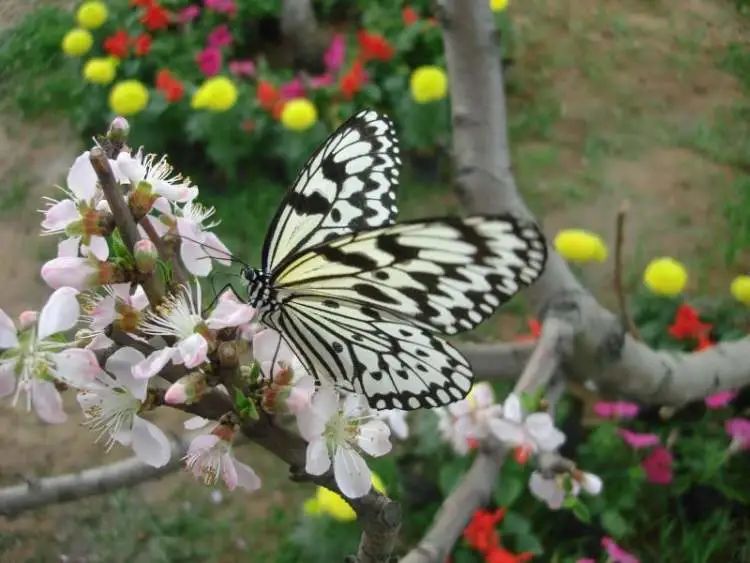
[175,234,250,268]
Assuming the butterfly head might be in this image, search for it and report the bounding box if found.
[242,267,277,310]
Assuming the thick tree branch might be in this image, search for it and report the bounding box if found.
[0,437,188,518]
[459,341,534,381]
[401,320,570,563]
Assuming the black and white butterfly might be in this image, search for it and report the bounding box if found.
[242,110,547,411]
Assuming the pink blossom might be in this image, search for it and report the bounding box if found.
[642,446,673,485]
[228,59,255,77]
[618,428,660,449]
[602,537,639,563]
[185,433,260,491]
[725,418,750,451]
[280,78,305,99]
[197,46,222,76]
[18,310,38,330]
[206,297,255,330]
[704,390,737,409]
[309,73,334,88]
[179,5,201,23]
[324,34,346,73]
[204,0,236,16]
[41,256,104,290]
[207,24,233,49]
[593,400,639,419]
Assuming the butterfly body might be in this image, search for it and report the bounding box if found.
[243,110,547,410]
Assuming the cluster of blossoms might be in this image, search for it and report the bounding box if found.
[553,227,750,302]
[436,383,602,510]
[1,119,395,500]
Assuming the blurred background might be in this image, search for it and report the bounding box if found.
[1,0,749,561]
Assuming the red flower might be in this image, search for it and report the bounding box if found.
[463,508,506,554]
[357,30,395,62]
[134,33,152,56]
[668,304,711,343]
[514,318,541,342]
[155,69,184,102]
[256,80,279,112]
[642,446,673,485]
[339,59,366,99]
[104,30,130,58]
[141,3,170,31]
[485,546,534,563]
[402,6,419,25]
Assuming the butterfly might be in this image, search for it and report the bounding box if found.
[241,110,547,411]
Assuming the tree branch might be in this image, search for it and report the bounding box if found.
[0,437,188,518]
[613,202,640,340]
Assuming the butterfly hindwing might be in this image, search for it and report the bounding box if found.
[262,295,473,410]
[271,215,547,336]
[262,110,400,272]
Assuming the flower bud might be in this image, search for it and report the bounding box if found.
[41,257,124,290]
[107,116,130,141]
[134,239,158,274]
[18,310,38,330]
[128,181,157,220]
[164,372,207,405]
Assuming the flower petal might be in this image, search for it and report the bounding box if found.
[41,199,79,231]
[232,458,261,492]
[38,287,80,340]
[357,419,392,457]
[525,413,566,451]
[0,309,19,349]
[180,239,212,276]
[333,446,371,498]
[32,379,67,424]
[503,393,522,422]
[305,437,331,476]
[51,348,104,387]
[0,361,17,397]
[87,235,109,261]
[67,151,98,201]
[57,236,81,258]
[106,347,147,400]
[252,329,294,367]
[133,347,174,379]
[203,231,232,266]
[184,415,211,430]
[488,418,526,446]
[176,333,208,368]
[131,416,172,467]
[206,299,255,329]
[529,471,565,509]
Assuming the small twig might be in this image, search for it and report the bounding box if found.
[141,216,188,286]
[89,148,165,305]
[613,201,640,340]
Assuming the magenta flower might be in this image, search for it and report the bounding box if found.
[196,46,222,77]
[207,24,233,49]
[593,400,639,419]
[309,73,334,88]
[704,390,737,409]
[228,59,255,77]
[280,77,305,99]
[642,446,673,484]
[204,0,236,16]
[725,418,750,451]
[618,428,660,449]
[324,34,345,73]
[602,537,639,563]
[179,5,200,23]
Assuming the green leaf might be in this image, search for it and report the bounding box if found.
[494,473,525,507]
[601,509,629,537]
[515,532,544,555]
[500,510,531,535]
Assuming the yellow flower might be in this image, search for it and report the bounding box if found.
[410,66,448,104]
[304,473,387,522]
[490,0,509,11]
[191,76,238,112]
[61,28,93,57]
[553,229,608,263]
[643,257,688,296]
[730,275,750,305]
[280,98,318,131]
[76,1,108,29]
[109,80,149,116]
[83,57,116,85]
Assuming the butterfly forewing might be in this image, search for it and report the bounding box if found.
[261,295,474,410]
[271,216,547,336]
[261,110,401,272]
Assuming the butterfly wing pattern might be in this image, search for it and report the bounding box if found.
[256,110,547,411]
[262,110,401,272]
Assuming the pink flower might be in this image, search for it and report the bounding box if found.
[593,400,639,419]
[602,537,639,563]
[618,429,660,449]
[41,256,114,290]
[725,418,750,451]
[207,24,232,49]
[83,283,148,334]
[705,390,737,409]
[324,34,346,73]
[280,78,305,99]
[642,446,673,485]
[185,432,261,491]
[196,46,222,76]
[228,59,255,77]
[204,0,236,16]
[179,5,201,23]
[309,73,334,88]
[205,294,255,330]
